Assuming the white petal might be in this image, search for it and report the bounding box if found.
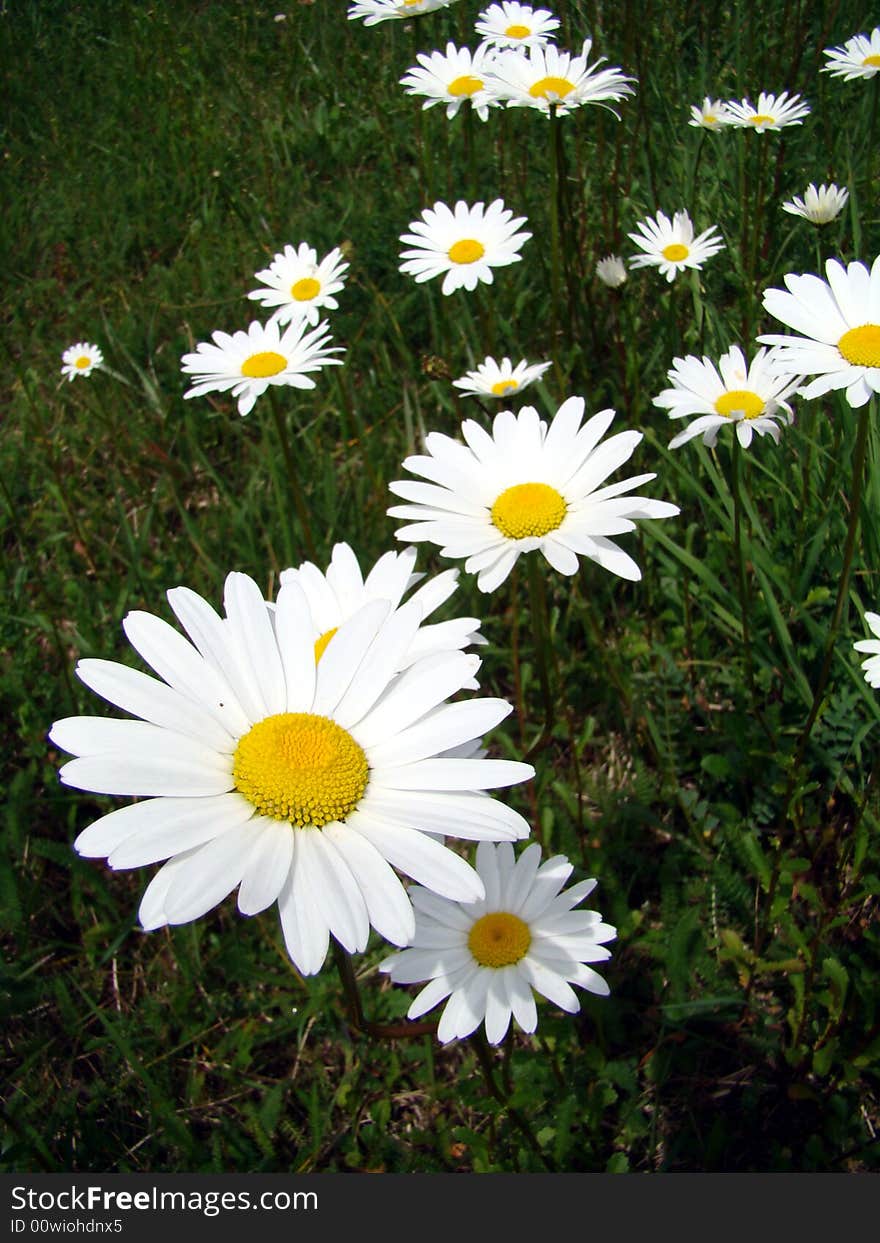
[298,829,370,953]
[312,599,390,716]
[277,835,330,975]
[323,824,415,946]
[349,813,484,901]
[237,822,294,916]
[483,971,514,1044]
[162,822,255,924]
[273,580,317,712]
[368,698,511,768]
[108,793,256,869]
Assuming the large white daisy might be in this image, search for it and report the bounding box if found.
[781,183,849,226]
[61,342,103,382]
[387,397,679,593]
[758,256,880,408]
[399,199,531,296]
[854,611,880,688]
[654,346,799,449]
[822,28,880,81]
[627,209,724,283]
[50,575,534,975]
[475,2,560,50]
[451,354,551,399]
[483,38,635,116]
[380,841,616,1044]
[347,0,458,25]
[246,243,349,328]
[180,318,344,417]
[400,42,499,122]
[724,91,810,132]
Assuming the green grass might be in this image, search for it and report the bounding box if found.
[2,0,880,1172]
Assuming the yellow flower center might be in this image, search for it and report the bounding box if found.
[290,276,321,302]
[491,482,567,539]
[505,23,531,38]
[241,350,288,379]
[662,243,690,262]
[313,627,338,664]
[838,324,880,367]
[233,712,368,827]
[529,75,576,100]
[448,238,486,265]
[714,389,765,420]
[703,113,718,124]
[75,355,92,369]
[448,74,483,97]
[863,55,880,67]
[468,911,532,968]
[491,378,519,396]
[749,114,776,126]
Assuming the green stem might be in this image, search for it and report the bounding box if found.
[332,943,437,1041]
[267,387,318,562]
[470,1029,552,1170]
[730,434,771,741]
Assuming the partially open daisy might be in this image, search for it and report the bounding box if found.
[400,42,499,122]
[388,397,679,592]
[399,199,531,296]
[347,0,458,25]
[628,209,724,283]
[452,355,551,399]
[380,841,616,1044]
[181,318,343,416]
[61,342,103,382]
[475,2,560,50]
[724,91,810,132]
[822,29,880,81]
[688,97,733,129]
[483,38,635,116]
[854,612,880,688]
[49,574,534,976]
[781,183,849,226]
[247,243,349,328]
[654,346,799,450]
[758,256,880,408]
[595,255,627,288]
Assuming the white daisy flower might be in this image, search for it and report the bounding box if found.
[475,2,560,50]
[688,97,733,129]
[724,91,811,132]
[595,254,627,287]
[654,346,799,450]
[758,256,880,409]
[380,841,616,1044]
[278,542,484,675]
[451,355,551,399]
[781,183,849,226]
[822,28,880,81]
[627,209,724,283]
[399,199,531,296]
[347,0,458,26]
[50,574,535,976]
[483,39,635,117]
[387,397,679,593]
[180,318,344,417]
[400,42,499,122]
[854,611,880,688]
[246,243,349,328]
[61,342,103,381]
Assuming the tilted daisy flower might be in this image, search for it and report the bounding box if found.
[724,91,810,132]
[400,42,499,122]
[595,254,627,287]
[452,355,551,399]
[49,574,535,976]
[654,346,799,450]
[181,318,343,417]
[688,97,733,129]
[278,542,484,675]
[61,342,103,381]
[758,256,880,408]
[484,39,635,116]
[475,2,560,50]
[399,199,531,296]
[854,612,880,688]
[387,397,679,592]
[822,28,880,81]
[628,209,724,283]
[781,183,849,226]
[347,0,458,26]
[246,243,349,328]
[380,841,616,1044]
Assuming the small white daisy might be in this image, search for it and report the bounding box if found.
[654,346,799,450]
[627,209,724,283]
[399,199,531,296]
[688,97,733,129]
[246,243,349,328]
[724,91,811,132]
[822,28,880,81]
[854,612,880,688]
[475,2,560,50]
[452,355,551,399]
[781,183,849,226]
[50,574,535,976]
[388,397,679,593]
[400,42,499,122]
[758,256,880,409]
[347,0,458,26]
[181,318,344,417]
[61,342,103,382]
[484,38,635,116]
[380,841,616,1044]
[595,254,627,288]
